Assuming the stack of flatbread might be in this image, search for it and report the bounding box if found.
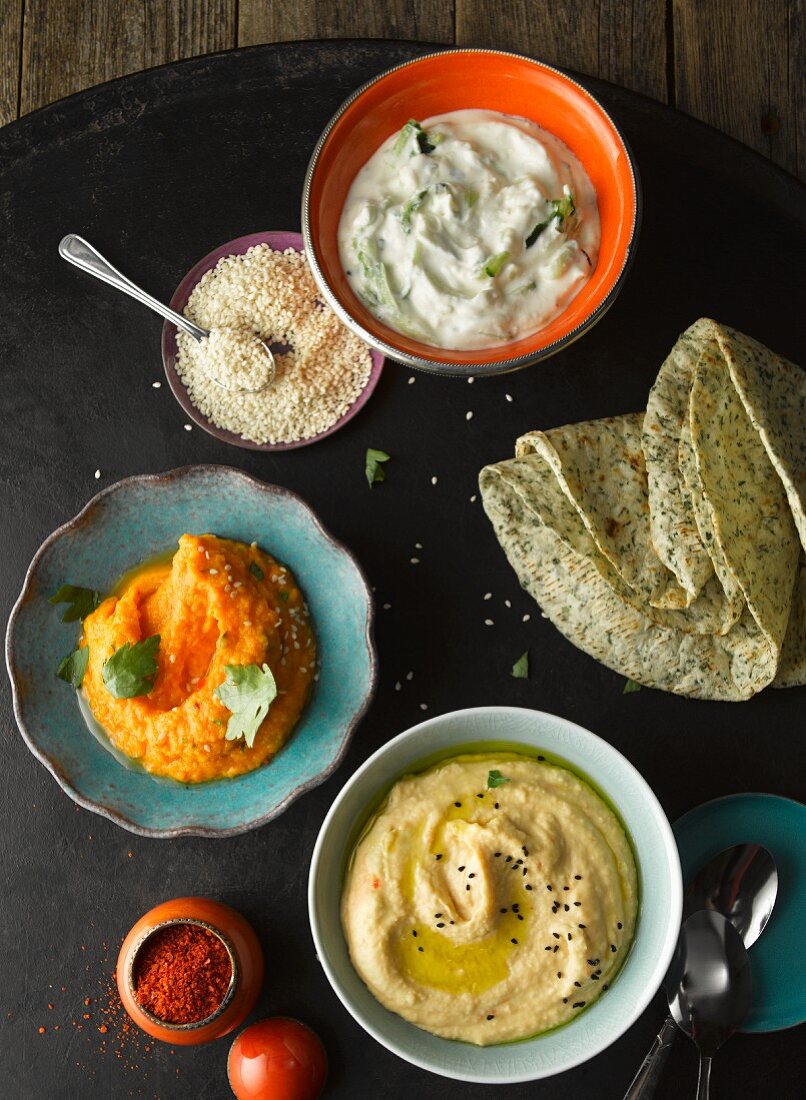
[480,319,806,700]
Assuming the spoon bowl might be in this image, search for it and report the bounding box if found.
[684,844,777,948]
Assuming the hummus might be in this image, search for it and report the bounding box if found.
[80,534,315,783]
[341,752,637,1044]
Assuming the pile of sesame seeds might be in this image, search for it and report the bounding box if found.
[175,245,373,445]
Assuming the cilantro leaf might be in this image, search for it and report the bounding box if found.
[49,584,103,623]
[57,646,89,689]
[525,193,577,248]
[214,663,278,749]
[249,561,264,581]
[623,678,642,694]
[366,448,391,488]
[511,651,529,679]
[487,769,511,789]
[102,635,160,699]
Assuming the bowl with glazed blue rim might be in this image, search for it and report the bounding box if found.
[5,466,376,837]
[309,706,681,1083]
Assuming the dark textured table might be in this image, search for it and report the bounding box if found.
[1,40,804,1100]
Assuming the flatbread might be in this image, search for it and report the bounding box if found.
[480,319,806,700]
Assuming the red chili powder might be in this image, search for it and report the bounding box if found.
[133,924,232,1025]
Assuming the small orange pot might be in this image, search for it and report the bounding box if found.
[117,896,264,1046]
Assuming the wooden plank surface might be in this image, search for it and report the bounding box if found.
[0,0,802,182]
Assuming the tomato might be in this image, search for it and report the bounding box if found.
[228,1017,328,1100]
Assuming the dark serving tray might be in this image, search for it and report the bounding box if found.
[0,39,803,1100]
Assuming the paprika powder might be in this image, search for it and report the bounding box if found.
[133,922,233,1025]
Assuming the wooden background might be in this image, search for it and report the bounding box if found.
[0,1,803,181]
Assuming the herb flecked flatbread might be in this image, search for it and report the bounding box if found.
[480,320,806,700]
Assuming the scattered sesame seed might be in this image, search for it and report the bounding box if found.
[465,411,473,420]
[93,469,101,479]
[408,376,416,384]
[395,681,401,691]
[410,557,420,565]
[484,618,494,626]
[383,603,391,610]
[406,671,414,681]
[183,423,192,431]
[505,599,511,608]
[470,494,477,503]
[415,542,423,549]
[484,592,492,600]
[505,393,513,402]
[468,377,475,384]
[152,381,161,388]
[419,704,428,711]
[522,614,531,622]
[431,476,438,485]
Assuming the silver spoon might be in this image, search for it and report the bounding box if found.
[623,843,777,1099]
[665,910,751,1099]
[58,234,275,393]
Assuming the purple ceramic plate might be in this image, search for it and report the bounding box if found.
[161,230,384,452]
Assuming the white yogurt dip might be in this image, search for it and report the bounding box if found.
[338,109,600,351]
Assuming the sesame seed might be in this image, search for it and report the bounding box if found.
[93,469,101,479]
[183,423,192,431]
[522,614,530,622]
[470,494,477,503]
[465,411,473,420]
[431,476,438,485]
[395,681,401,691]
[406,671,414,681]
[504,599,511,608]
[419,703,428,711]
[468,377,475,384]
[408,376,416,384]
[484,592,492,600]
[484,618,494,626]
[152,381,161,388]
[383,603,391,610]
[410,557,420,565]
[505,393,513,402]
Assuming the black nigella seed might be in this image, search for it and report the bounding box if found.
[575,875,582,880]
[505,856,513,863]
[522,847,529,856]
[500,907,508,914]
[567,933,572,941]
[511,938,518,945]
[545,946,552,951]
[557,971,562,979]
[538,755,545,761]
[436,922,445,928]
[515,859,523,865]
[546,884,552,891]
[525,884,533,891]
[512,902,520,911]
[517,914,524,921]
[573,1001,586,1009]
[494,852,502,858]
[435,912,443,918]
[553,945,559,953]
[574,901,582,907]
[469,873,476,879]
[602,984,609,991]
[578,924,586,929]
[563,997,568,1004]
[617,922,623,930]
[494,802,500,809]
[458,865,465,872]
[435,854,443,860]
[563,886,569,891]
[523,868,527,876]
[574,981,581,988]
[454,802,462,808]
[591,974,600,981]
[553,933,560,939]
[466,885,471,891]
[611,944,617,952]
[564,904,570,912]
[587,959,596,966]
[486,1014,495,1021]
[450,920,455,925]
[477,793,484,798]
[418,946,424,953]
[411,930,417,937]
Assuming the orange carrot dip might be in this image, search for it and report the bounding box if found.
[80,534,315,782]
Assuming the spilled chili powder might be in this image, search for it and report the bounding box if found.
[133,923,232,1025]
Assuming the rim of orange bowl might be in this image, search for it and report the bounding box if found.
[301,47,642,377]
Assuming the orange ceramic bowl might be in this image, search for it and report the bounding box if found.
[302,49,640,376]
[117,897,264,1046]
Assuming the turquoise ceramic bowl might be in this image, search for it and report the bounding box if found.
[6,466,376,837]
[309,707,682,1084]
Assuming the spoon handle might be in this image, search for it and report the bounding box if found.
[59,234,207,342]
[696,1055,712,1100]
[622,1014,678,1100]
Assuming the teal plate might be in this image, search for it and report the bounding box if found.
[5,466,377,837]
[674,793,806,1032]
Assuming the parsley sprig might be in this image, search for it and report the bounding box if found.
[214,663,278,748]
[102,635,160,699]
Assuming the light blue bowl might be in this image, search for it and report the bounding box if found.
[5,466,376,837]
[309,707,681,1084]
